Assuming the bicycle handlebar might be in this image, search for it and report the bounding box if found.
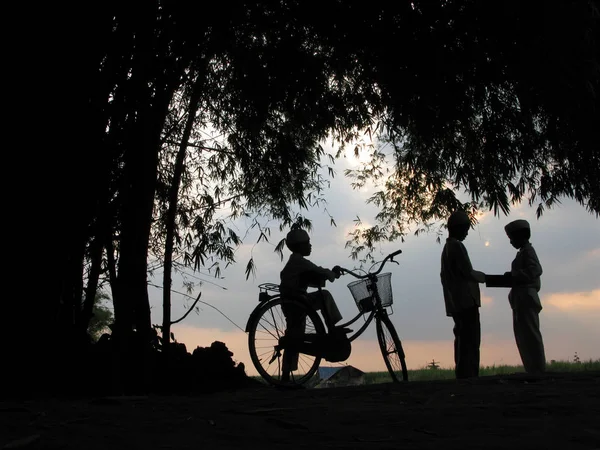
[389,249,403,258]
[339,249,402,279]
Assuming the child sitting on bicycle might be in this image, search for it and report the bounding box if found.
[280,225,344,330]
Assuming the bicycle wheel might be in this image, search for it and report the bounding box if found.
[376,314,408,382]
[248,297,326,387]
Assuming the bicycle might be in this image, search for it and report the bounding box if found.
[246,249,408,387]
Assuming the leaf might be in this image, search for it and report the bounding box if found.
[274,239,286,260]
[245,258,256,280]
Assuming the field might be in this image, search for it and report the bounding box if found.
[363,359,600,384]
[249,359,600,385]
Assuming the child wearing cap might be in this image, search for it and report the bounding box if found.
[504,219,546,374]
[280,226,343,329]
[440,210,486,379]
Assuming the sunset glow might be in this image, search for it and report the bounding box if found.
[545,290,600,312]
[170,321,597,377]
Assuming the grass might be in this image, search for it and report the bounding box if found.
[363,359,600,384]
[249,359,600,385]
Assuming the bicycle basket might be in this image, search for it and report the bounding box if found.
[347,273,393,313]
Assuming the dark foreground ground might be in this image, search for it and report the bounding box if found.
[2,371,599,450]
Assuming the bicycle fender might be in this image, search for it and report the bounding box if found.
[245,307,264,333]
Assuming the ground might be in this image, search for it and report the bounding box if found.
[2,371,599,450]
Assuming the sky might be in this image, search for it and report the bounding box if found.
[147,149,600,375]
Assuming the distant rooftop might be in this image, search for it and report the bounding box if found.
[317,365,364,381]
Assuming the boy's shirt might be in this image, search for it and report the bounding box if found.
[440,237,482,316]
[280,252,337,297]
[509,242,543,311]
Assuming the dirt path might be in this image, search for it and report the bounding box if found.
[2,371,600,449]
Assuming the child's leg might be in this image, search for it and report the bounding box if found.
[452,306,481,378]
[513,307,546,373]
[307,290,342,327]
[321,290,343,325]
[282,301,308,373]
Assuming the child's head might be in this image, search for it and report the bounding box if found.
[504,219,531,249]
[447,210,471,241]
[285,227,312,256]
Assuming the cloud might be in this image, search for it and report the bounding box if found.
[341,146,375,168]
[481,294,494,306]
[544,290,600,312]
[474,209,496,224]
[583,247,600,260]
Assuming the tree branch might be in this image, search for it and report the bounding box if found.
[162,139,236,155]
[170,291,202,325]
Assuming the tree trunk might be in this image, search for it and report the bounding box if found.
[110,4,183,393]
[162,74,205,354]
[78,235,104,335]
[106,225,119,313]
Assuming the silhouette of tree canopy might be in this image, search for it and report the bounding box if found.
[341,0,599,255]
[17,0,599,394]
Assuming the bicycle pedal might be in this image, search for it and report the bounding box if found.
[268,349,281,364]
[335,327,353,334]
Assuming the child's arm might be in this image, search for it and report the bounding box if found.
[300,258,338,283]
[449,240,486,283]
[512,245,543,284]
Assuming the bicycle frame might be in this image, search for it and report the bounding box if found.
[336,281,385,343]
[248,249,402,339]
[247,248,407,386]
[333,249,403,340]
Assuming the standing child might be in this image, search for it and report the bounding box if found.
[440,210,486,379]
[504,219,546,374]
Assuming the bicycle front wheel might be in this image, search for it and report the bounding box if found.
[247,297,326,387]
[376,314,408,382]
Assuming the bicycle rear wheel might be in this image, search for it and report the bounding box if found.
[376,314,408,382]
[247,297,326,387]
